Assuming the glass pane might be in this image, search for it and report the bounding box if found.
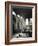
[11,6,32,38]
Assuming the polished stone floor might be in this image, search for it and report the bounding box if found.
[13,32,32,38]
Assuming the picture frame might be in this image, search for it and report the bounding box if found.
[5,1,37,45]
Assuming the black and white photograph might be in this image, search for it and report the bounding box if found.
[11,6,32,38]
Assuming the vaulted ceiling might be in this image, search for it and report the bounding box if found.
[12,6,32,18]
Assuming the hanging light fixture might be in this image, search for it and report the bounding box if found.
[17,14,20,18]
[12,11,16,16]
